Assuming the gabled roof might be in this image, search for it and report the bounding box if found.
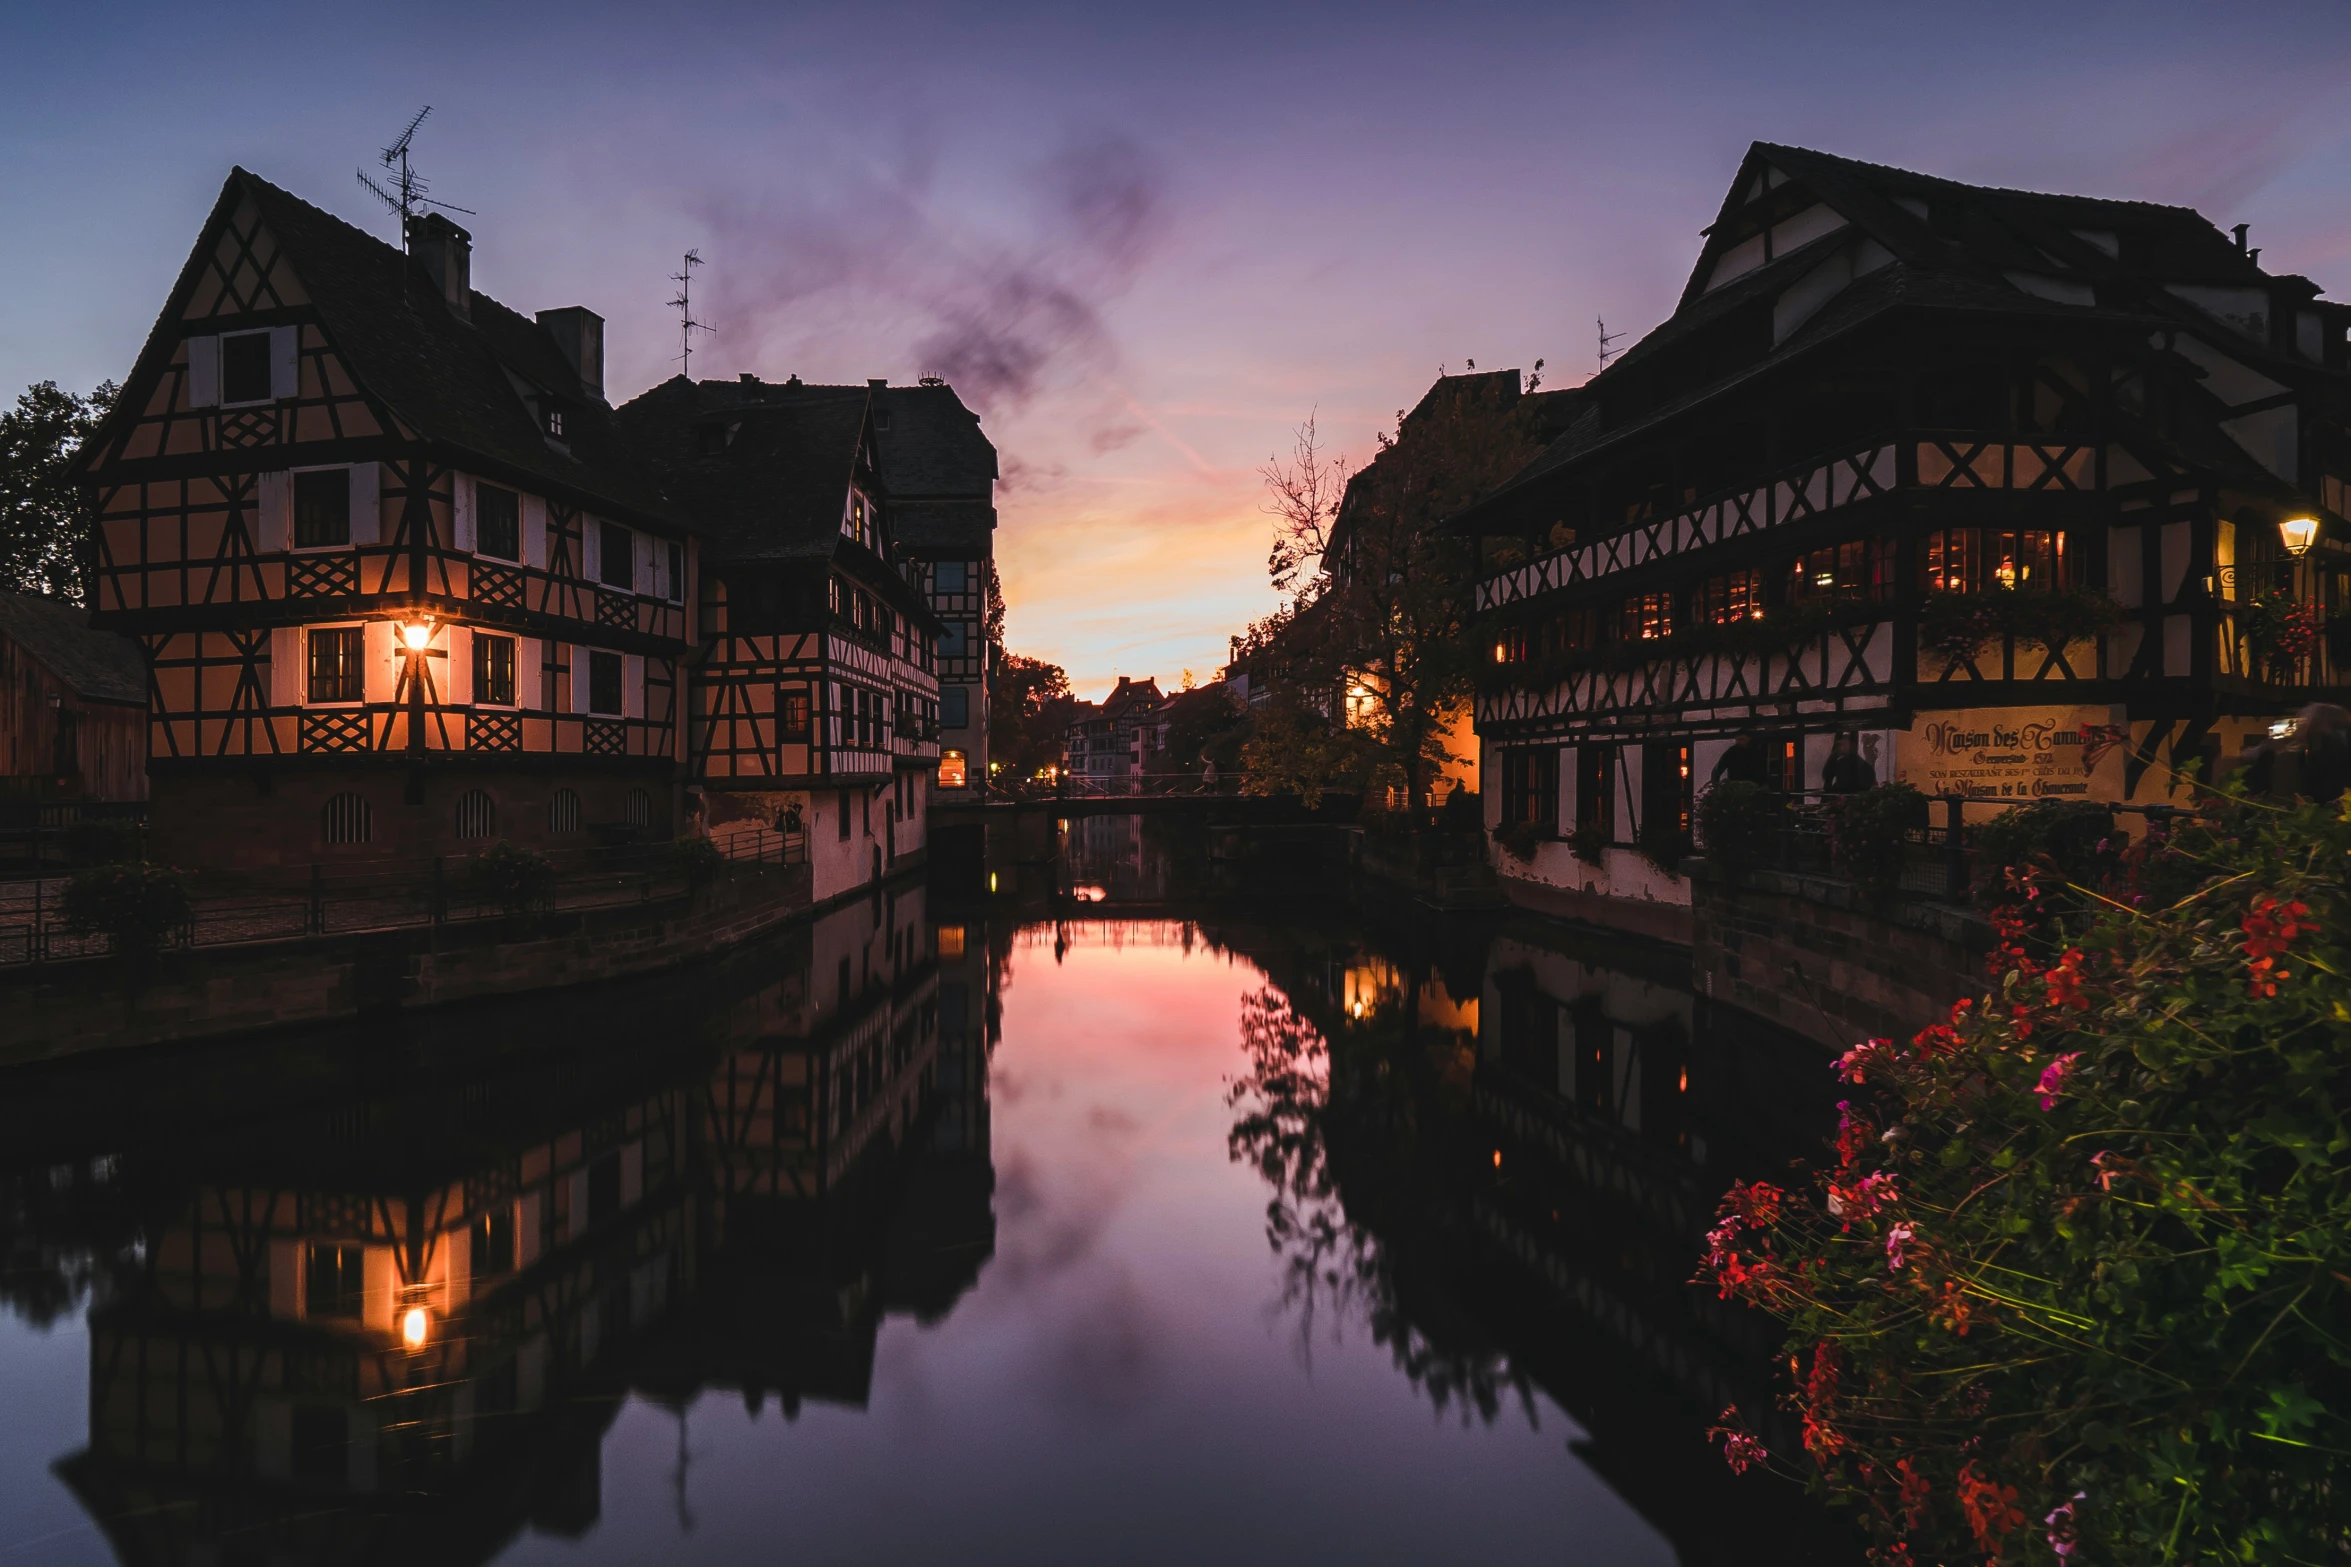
[1459,141,2347,532]
[613,378,876,565]
[85,169,679,528]
[0,594,147,705]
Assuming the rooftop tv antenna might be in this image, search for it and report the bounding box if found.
[669,250,715,376]
[356,106,473,245]
[1597,317,1625,370]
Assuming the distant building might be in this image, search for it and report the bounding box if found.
[1465,142,2351,914]
[0,593,148,802]
[1063,676,1163,785]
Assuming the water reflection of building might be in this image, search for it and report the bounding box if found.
[1228,913,1853,1566]
[18,893,1001,1566]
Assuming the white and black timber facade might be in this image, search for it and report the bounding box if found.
[1464,143,2351,908]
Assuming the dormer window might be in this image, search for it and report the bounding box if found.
[546,406,566,439]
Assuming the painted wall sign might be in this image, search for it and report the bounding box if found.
[1898,705,2130,801]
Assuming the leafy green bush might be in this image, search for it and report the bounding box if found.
[1492,819,1544,864]
[63,818,140,866]
[1702,793,2351,1565]
[1825,783,1926,902]
[1919,587,2125,668]
[469,841,554,916]
[1696,780,1776,875]
[59,862,190,958]
[1966,800,2118,911]
[1567,821,1609,866]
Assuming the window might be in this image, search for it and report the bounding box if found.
[546,405,566,439]
[779,689,812,740]
[838,787,852,841]
[1642,740,1694,844]
[1499,747,1559,831]
[1494,622,1530,663]
[1924,529,2067,594]
[666,542,685,603]
[454,790,496,840]
[473,633,516,706]
[471,1209,515,1277]
[307,626,364,703]
[1698,568,1767,624]
[587,650,623,715]
[476,484,520,560]
[626,788,651,828]
[305,1243,364,1319]
[551,788,582,834]
[935,560,967,593]
[1576,745,1615,839]
[599,522,634,591]
[1791,538,1891,602]
[1618,592,1675,642]
[938,621,969,658]
[942,687,969,728]
[222,330,273,404]
[322,792,372,845]
[294,470,351,548]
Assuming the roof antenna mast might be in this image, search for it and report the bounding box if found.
[669,251,714,377]
[356,106,472,247]
[1597,316,1625,371]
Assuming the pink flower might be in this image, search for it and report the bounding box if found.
[2045,1491,2085,1558]
[2035,1051,2083,1111]
[1707,1406,1768,1474]
[1835,1037,1892,1084]
[1886,1224,1915,1270]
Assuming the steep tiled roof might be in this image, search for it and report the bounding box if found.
[112,170,683,526]
[614,377,872,563]
[0,594,146,705]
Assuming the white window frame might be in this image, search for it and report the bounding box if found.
[287,463,379,552]
[301,622,370,708]
[218,328,276,409]
[470,628,523,710]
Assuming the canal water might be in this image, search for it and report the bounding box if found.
[0,820,1854,1565]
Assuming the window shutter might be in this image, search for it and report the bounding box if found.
[571,647,588,715]
[269,626,299,707]
[636,533,656,597]
[364,621,398,704]
[581,520,600,584]
[269,326,299,399]
[523,496,548,569]
[186,336,219,408]
[256,471,290,552]
[624,654,644,718]
[452,474,475,552]
[445,625,471,706]
[348,463,380,544]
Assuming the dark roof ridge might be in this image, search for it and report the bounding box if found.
[1751,142,2204,219]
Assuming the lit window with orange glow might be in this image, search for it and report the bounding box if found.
[937,749,967,789]
[937,924,966,959]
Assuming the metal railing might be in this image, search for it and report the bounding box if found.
[0,829,805,967]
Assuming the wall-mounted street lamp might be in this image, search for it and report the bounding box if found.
[401,1305,431,1348]
[2279,516,2320,557]
[399,618,436,651]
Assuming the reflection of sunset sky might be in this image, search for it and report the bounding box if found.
[10,1,2351,694]
[515,928,1670,1564]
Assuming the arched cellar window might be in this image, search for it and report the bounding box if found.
[322,792,372,845]
[625,788,651,828]
[455,790,496,840]
[550,788,582,835]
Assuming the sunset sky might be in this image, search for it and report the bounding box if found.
[7,0,2351,697]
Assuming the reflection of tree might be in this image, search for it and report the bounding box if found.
[1226,984,1534,1427]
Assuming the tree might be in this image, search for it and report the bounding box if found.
[0,380,117,604]
[1260,375,1555,812]
[1262,412,1352,603]
[988,651,1077,783]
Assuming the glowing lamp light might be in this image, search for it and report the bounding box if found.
[1493,643,1508,662]
[2280,516,2320,557]
[1813,570,1835,588]
[399,619,435,651]
[400,1306,430,1348]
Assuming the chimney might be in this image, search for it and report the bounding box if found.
[537,307,606,403]
[407,212,472,318]
[868,377,887,390]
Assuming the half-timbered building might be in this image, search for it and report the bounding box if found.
[74,171,696,870]
[1464,144,2351,909]
[616,376,941,903]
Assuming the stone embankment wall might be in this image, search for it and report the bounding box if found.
[1688,865,1991,1052]
[1,865,813,1065]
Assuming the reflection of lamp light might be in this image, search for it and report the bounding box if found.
[399,619,434,651]
[1995,557,2019,590]
[1813,570,1835,588]
[2280,516,2320,556]
[1493,643,1507,662]
[401,1307,430,1348]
